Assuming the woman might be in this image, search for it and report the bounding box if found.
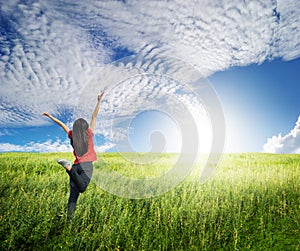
[43,92,104,221]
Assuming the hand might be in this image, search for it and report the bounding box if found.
[98,92,104,102]
[42,112,51,117]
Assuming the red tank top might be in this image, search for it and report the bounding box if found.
[68,128,97,164]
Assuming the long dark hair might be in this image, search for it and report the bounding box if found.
[71,118,89,157]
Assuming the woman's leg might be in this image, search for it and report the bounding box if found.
[57,160,93,193]
[66,163,93,193]
[67,180,80,222]
[57,161,93,222]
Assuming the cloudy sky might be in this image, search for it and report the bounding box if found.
[0,0,299,154]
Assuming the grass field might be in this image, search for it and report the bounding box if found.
[0,152,299,250]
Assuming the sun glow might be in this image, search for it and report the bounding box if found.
[128,108,212,154]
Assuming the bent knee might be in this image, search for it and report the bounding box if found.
[79,186,88,193]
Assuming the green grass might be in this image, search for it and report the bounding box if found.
[0,152,299,250]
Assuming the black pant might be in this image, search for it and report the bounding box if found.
[66,162,93,218]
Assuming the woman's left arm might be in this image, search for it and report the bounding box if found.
[89,92,104,132]
[42,112,70,134]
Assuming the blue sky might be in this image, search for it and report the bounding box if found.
[0,0,299,154]
[209,57,300,152]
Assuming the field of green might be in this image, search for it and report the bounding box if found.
[0,152,299,250]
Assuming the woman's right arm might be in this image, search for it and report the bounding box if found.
[89,92,104,132]
[42,112,70,134]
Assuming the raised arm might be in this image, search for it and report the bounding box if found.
[42,112,70,134]
[90,92,104,132]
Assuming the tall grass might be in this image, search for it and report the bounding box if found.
[0,152,299,250]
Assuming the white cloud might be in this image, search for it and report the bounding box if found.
[1,0,299,115]
[63,0,299,73]
[0,138,115,153]
[0,139,72,152]
[95,142,115,153]
[0,0,110,127]
[263,116,300,154]
[1,0,299,152]
[276,0,300,60]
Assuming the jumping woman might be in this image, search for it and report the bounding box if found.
[42,92,104,221]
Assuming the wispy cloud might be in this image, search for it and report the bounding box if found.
[0,128,16,137]
[263,116,300,154]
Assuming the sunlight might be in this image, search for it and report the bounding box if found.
[128,109,182,153]
[128,107,212,154]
